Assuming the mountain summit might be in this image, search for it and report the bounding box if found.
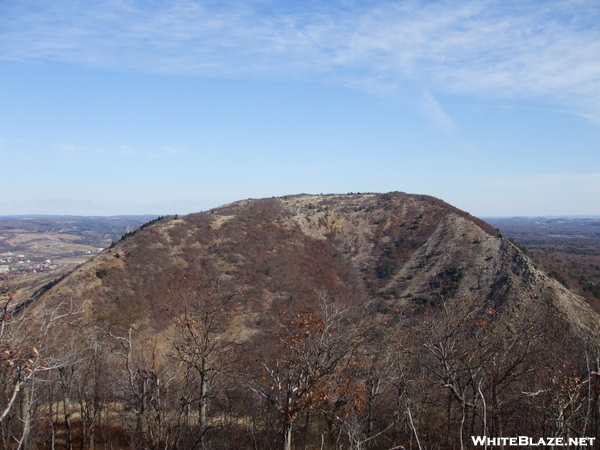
[7,192,600,449]
[40,192,599,335]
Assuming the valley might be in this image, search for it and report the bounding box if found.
[0,215,157,302]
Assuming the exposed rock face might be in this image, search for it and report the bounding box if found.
[35,192,600,341]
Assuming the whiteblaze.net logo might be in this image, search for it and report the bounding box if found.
[471,436,596,447]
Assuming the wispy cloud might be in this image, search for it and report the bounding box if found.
[2,0,600,113]
[418,90,456,133]
[53,142,185,158]
[147,146,185,158]
[55,143,106,157]
[119,144,137,156]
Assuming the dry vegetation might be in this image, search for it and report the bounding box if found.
[2,193,600,450]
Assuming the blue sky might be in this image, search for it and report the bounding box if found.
[1,0,599,217]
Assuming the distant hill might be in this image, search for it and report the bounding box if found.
[0,214,159,243]
[5,193,600,450]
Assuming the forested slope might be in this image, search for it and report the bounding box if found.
[2,193,599,449]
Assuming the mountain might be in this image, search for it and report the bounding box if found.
[5,192,600,450]
[37,192,599,336]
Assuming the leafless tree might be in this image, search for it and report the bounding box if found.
[166,276,245,449]
[1,278,82,449]
[249,290,362,450]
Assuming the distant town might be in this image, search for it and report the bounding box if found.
[0,215,156,282]
[0,249,102,276]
